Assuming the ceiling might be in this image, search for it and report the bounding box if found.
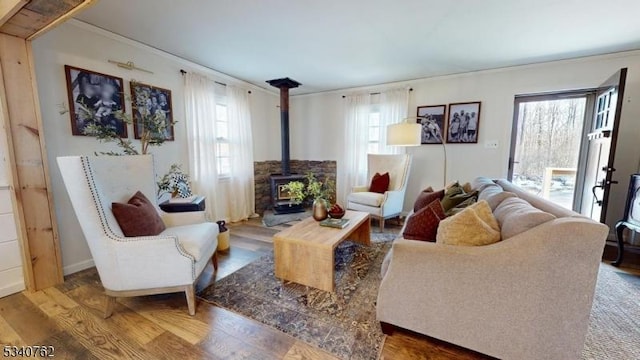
[75,0,640,95]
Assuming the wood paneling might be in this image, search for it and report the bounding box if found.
[0,33,63,290]
[0,0,97,40]
[0,0,26,28]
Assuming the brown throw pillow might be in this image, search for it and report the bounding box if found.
[413,187,445,213]
[369,172,390,194]
[403,200,446,242]
[112,191,166,237]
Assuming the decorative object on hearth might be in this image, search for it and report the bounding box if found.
[281,172,335,221]
[64,65,127,137]
[446,101,481,144]
[157,164,192,198]
[613,173,640,266]
[130,81,175,141]
[416,104,447,144]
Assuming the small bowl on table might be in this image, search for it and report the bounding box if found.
[328,209,346,219]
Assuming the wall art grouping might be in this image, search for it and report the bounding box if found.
[64,65,174,140]
[416,101,481,144]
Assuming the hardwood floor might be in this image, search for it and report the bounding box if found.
[0,219,490,359]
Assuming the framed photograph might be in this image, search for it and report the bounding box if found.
[64,65,127,137]
[446,101,481,143]
[417,105,447,144]
[130,82,174,141]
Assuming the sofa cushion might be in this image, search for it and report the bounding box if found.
[160,222,218,260]
[369,172,390,194]
[413,187,445,213]
[441,182,478,212]
[403,200,446,242]
[471,176,496,192]
[478,183,504,201]
[445,196,477,216]
[347,191,385,207]
[493,197,556,239]
[436,200,500,246]
[485,191,518,211]
[112,191,166,237]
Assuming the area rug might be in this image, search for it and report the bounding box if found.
[582,264,640,359]
[198,232,396,360]
[262,210,312,227]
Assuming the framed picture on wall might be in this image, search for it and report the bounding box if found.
[446,101,481,143]
[417,104,447,144]
[64,65,127,137]
[130,82,174,141]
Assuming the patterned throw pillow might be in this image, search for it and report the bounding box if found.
[403,200,446,242]
[369,172,390,193]
[112,191,166,237]
[413,187,445,213]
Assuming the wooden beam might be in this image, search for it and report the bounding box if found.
[0,33,63,290]
[27,0,97,40]
[0,0,28,27]
[0,45,34,291]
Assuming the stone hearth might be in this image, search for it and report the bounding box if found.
[254,160,337,215]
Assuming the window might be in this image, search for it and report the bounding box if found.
[367,104,381,154]
[215,101,231,177]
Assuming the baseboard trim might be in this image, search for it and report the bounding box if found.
[0,282,25,298]
[63,259,95,276]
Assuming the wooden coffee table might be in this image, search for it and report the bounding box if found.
[273,210,371,292]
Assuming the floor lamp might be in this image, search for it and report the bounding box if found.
[387,117,448,186]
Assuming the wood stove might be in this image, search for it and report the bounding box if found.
[266,77,305,214]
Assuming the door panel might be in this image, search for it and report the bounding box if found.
[580,68,627,223]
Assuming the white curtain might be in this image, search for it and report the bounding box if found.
[379,88,410,155]
[184,72,220,221]
[340,88,409,204]
[341,93,371,204]
[225,85,255,222]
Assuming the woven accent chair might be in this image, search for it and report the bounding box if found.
[57,155,218,318]
[347,154,412,231]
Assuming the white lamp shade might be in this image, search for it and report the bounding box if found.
[387,123,422,146]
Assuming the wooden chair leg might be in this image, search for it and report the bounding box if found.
[379,216,385,232]
[212,251,219,271]
[185,285,196,316]
[104,295,116,319]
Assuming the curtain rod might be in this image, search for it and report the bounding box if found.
[342,88,413,98]
[179,69,251,94]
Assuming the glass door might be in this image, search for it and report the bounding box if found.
[508,93,590,210]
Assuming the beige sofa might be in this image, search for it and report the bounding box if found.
[376,177,608,360]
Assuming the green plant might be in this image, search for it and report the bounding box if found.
[157,164,192,198]
[281,173,335,206]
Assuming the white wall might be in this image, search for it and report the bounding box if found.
[290,50,640,232]
[32,20,278,274]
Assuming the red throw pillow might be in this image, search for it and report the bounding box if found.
[403,200,446,242]
[112,191,166,237]
[413,188,445,213]
[369,172,390,194]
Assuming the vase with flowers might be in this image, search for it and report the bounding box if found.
[281,173,335,221]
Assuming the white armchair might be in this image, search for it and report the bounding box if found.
[347,154,412,231]
[57,155,218,318]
